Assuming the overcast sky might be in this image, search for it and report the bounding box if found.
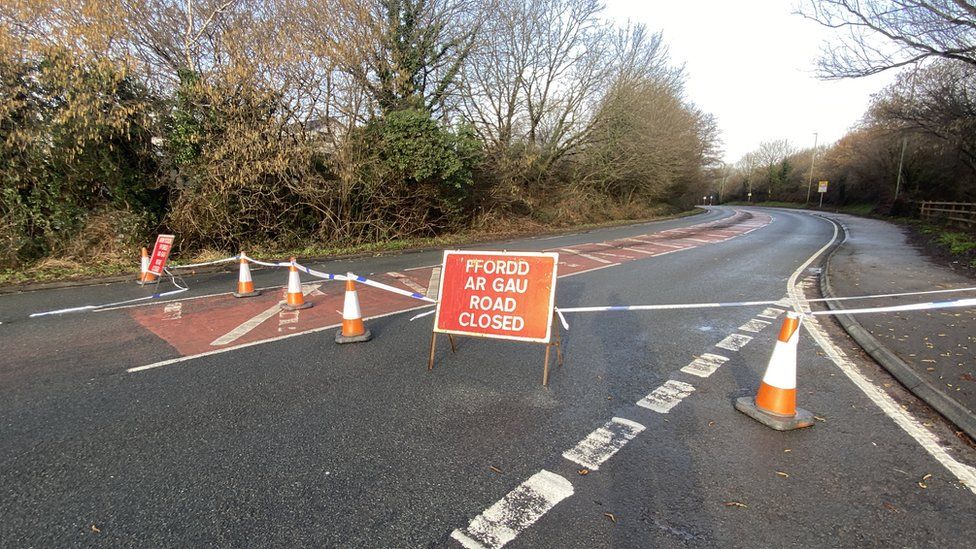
[604,0,897,163]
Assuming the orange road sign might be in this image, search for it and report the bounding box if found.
[147,234,175,275]
[433,250,559,343]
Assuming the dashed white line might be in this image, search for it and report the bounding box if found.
[451,470,574,549]
[757,307,785,320]
[561,417,645,471]
[680,353,729,378]
[738,319,772,333]
[636,380,696,413]
[715,333,753,351]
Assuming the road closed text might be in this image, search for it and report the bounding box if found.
[434,252,558,342]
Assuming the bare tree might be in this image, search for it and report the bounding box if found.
[799,0,976,78]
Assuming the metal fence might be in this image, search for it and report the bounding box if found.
[919,201,976,228]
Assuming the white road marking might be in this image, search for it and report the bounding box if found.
[403,263,439,271]
[738,319,771,333]
[561,417,645,471]
[715,333,753,351]
[790,215,976,495]
[209,284,320,346]
[425,267,441,300]
[278,309,300,332]
[162,302,182,321]
[556,248,613,264]
[680,353,729,378]
[388,271,427,295]
[757,307,785,319]
[636,380,696,413]
[128,303,434,373]
[451,470,574,549]
[591,250,631,260]
[620,246,655,255]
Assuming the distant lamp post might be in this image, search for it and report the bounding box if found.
[805,132,818,205]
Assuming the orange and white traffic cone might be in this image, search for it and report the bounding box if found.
[281,258,312,310]
[137,247,157,285]
[335,274,372,344]
[233,255,261,298]
[734,311,814,430]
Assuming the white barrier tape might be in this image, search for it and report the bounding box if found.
[408,308,436,321]
[240,254,292,268]
[29,271,190,318]
[349,272,438,303]
[556,308,569,331]
[168,255,240,269]
[809,297,976,317]
[291,262,347,281]
[556,299,782,314]
[806,285,976,304]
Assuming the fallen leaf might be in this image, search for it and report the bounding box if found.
[776,471,790,478]
[814,416,827,422]
[783,448,792,453]
[91,525,100,534]
[489,466,503,474]
[604,512,617,523]
[708,421,715,427]
[882,502,899,513]
[724,501,747,508]
[578,468,589,476]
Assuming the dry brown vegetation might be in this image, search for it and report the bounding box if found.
[0,0,720,271]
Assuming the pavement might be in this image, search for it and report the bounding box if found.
[2,207,976,547]
[820,212,976,439]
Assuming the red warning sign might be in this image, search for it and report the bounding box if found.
[433,251,559,343]
[147,234,175,275]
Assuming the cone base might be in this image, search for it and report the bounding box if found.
[734,397,814,431]
[136,279,157,286]
[336,329,372,344]
[233,290,262,298]
[282,301,312,311]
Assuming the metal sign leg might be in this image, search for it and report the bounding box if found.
[428,333,437,371]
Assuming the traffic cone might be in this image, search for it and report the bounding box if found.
[335,274,372,344]
[233,255,261,298]
[281,258,312,310]
[735,311,814,430]
[137,247,157,285]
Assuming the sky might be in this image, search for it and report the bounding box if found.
[604,0,897,163]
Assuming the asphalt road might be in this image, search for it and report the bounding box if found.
[1,207,974,547]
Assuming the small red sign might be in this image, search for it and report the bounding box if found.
[433,251,559,343]
[147,234,175,275]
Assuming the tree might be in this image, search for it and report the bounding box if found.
[799,0,976,78]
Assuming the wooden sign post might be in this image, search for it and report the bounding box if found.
[429,250,561,385]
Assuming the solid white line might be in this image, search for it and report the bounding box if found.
[715,333,753,351]
[561,417,645,471]
[209,284,320,346]
[451,470,574,549]
[680,353,729,378]
[127,304,434,373]
[403,263,439,272]
[738,319,771,333]
[636,380,696,413]
[789,215,976,495]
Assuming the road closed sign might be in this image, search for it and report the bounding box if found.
[433,251,559,343]
[148,234,175,275]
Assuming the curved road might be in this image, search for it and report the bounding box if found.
[0,207,974,547]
